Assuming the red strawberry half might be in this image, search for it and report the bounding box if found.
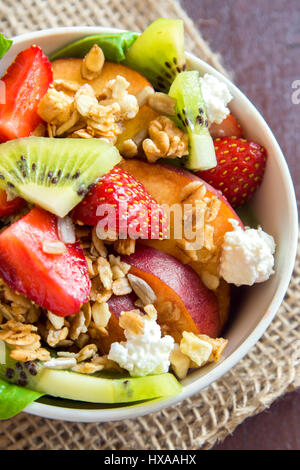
[197,137,267,207]
[72,166,169,240]
[0,207,91,316]
[0,45,53,142]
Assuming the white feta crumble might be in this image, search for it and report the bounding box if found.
[219,219,276,286]
[200,73,233,125]
[108,315,174,377]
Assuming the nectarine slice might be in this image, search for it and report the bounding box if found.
[123,244,221,342]
[51,58,158,149]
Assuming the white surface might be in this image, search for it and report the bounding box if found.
[1,26,298,422]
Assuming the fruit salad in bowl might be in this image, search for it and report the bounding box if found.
[0,19,297,422]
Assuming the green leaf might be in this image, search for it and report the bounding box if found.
[49,31,138,62]
[0,378,43,420]
[0,33,12,59]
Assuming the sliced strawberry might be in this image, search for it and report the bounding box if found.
[0,45,52,142]
[72,166,168,240]
[209,113,243,139]
[0,189,25,218]
[197,137,267,208]
[0,207,91,316]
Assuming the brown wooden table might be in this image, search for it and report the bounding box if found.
[182,0,300,450]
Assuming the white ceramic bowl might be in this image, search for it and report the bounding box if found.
[1,27,298,422]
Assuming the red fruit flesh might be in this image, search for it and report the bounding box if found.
[0,207,91,316]
[0,45,53,142]
[209,113,243,139]
[0,189,25,218]
[72,166,168,240]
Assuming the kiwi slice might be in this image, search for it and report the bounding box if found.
[124,18,186,92]
[0,137,121,217]
[168,71,216,171]
[0,342,182,405]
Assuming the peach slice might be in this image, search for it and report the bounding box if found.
[51,58,158,149]
[119,159,243,327]
[98,246,221,351]
[123,244,220,343]
[95,293,137,354]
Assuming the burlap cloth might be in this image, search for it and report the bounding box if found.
[0,0,299,450]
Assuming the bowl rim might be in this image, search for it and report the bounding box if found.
[5,26,299,422]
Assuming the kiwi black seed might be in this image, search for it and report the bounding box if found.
[168,71,217,171]
[0,136,121,217]
[5,368,14,379]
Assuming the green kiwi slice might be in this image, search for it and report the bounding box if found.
[124,18,186,92]
[168,71,216,171]
[0,137,121,217]
[0,341,182,405]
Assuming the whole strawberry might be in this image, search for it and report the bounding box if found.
[197,137,267,207]
[72,166,168,240]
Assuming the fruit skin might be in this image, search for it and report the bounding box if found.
[0,45,53,142]
[209,113,243,139]
[0,343,182,403]
[197,137,267,208]
[0,207,91,316]
[51,58,158,148]
[108,292,137,319]
[0,189,25,218]
[122,244,221,342]
[72,166,168,240]
[124,18,186,92]
[96,293,137,355]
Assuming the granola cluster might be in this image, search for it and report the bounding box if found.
[0,226,137,373]
[0,320,50,362]
[170,332,227,379]
[36,44,189,163]
[142,116,189,163]
[37,46,139,145]
[175,180,222,289]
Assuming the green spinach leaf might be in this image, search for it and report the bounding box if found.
[0,378,43,420]
[49,31,138,62]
